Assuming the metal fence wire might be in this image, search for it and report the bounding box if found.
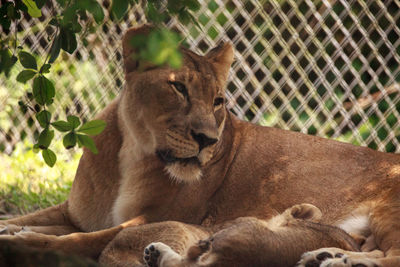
[1,0,400,155]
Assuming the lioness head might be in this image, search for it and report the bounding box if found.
[119,25,234,183]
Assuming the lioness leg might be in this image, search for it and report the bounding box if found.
[0,225,124,259]
[0,216,146,261]
[299,193,400,267]
[0,202,79,235]
[366,195,400,266]
[0,225,79,235]
[297,248,384,267]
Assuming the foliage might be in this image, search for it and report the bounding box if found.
[0,141,80,216]
[0,0,200,166]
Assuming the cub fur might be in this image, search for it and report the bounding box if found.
[143,204,360,267]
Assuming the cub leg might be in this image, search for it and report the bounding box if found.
[100,221,210,267]
[141,204,330,267]
[0,202,79,235]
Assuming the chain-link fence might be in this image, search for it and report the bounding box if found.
[1,0,400,155]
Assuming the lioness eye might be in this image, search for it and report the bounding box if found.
[214,97,225,107]
[168,81,188,98]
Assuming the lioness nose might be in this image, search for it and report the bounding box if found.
[191,131,218,151]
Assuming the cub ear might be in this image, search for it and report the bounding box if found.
[122,24,154,73]
[206,43,234,83]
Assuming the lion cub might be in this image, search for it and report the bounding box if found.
[143,204,359,267]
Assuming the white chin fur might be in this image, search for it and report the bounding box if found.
[165,162,202,183]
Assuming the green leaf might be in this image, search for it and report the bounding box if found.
[22,0,42,17]
[16,69,36,83]
[0,50,17,76]
[35,0,46,9]
[146,29,182,67]
[19,51,37,70]
[60,27,77,54]
[67,115,80,129]
[63,132,76,149]
[168,50,182,69]
[186,0,200,11]
[49,18,58,26]
[187,12,201,28]
[51,120,72,132]
[76,134,98,154]
[40,63,51,73]
[146,2,165,23]
[166,0,182,14]
[77,120,106,135]
[178,10,191,25]
[36,110,51,128]
[56,0,66,6]
[32,75,55,105]
[14,1,28,12]
[42,149,57,167]
[33,143,40,153]
[88,1,104,23]
[49,33,61,63]
[7,4,16,19]
[38,128,54,149]
[111,0,129,20]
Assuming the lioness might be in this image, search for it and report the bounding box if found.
[142,204,360,267]
[0,24,399,267]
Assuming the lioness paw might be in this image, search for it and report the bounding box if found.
[297,248,382,267]
[320,257,380,267]
[296,248,346,267]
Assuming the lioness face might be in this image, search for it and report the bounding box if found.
[121,26,234,183]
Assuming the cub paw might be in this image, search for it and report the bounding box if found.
[143,243,165,267]
[144,242,183,267]
[296,248,346,267]
[144,244,161,267]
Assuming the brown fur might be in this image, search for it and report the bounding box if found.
[1,24,400,266]
[141,204,360,267]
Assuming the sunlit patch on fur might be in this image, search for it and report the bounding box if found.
[165,162,202,183]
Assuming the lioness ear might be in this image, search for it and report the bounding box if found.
[122,24,155,73]
[206,43,234,83]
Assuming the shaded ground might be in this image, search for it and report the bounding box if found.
[0,240,98,267]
